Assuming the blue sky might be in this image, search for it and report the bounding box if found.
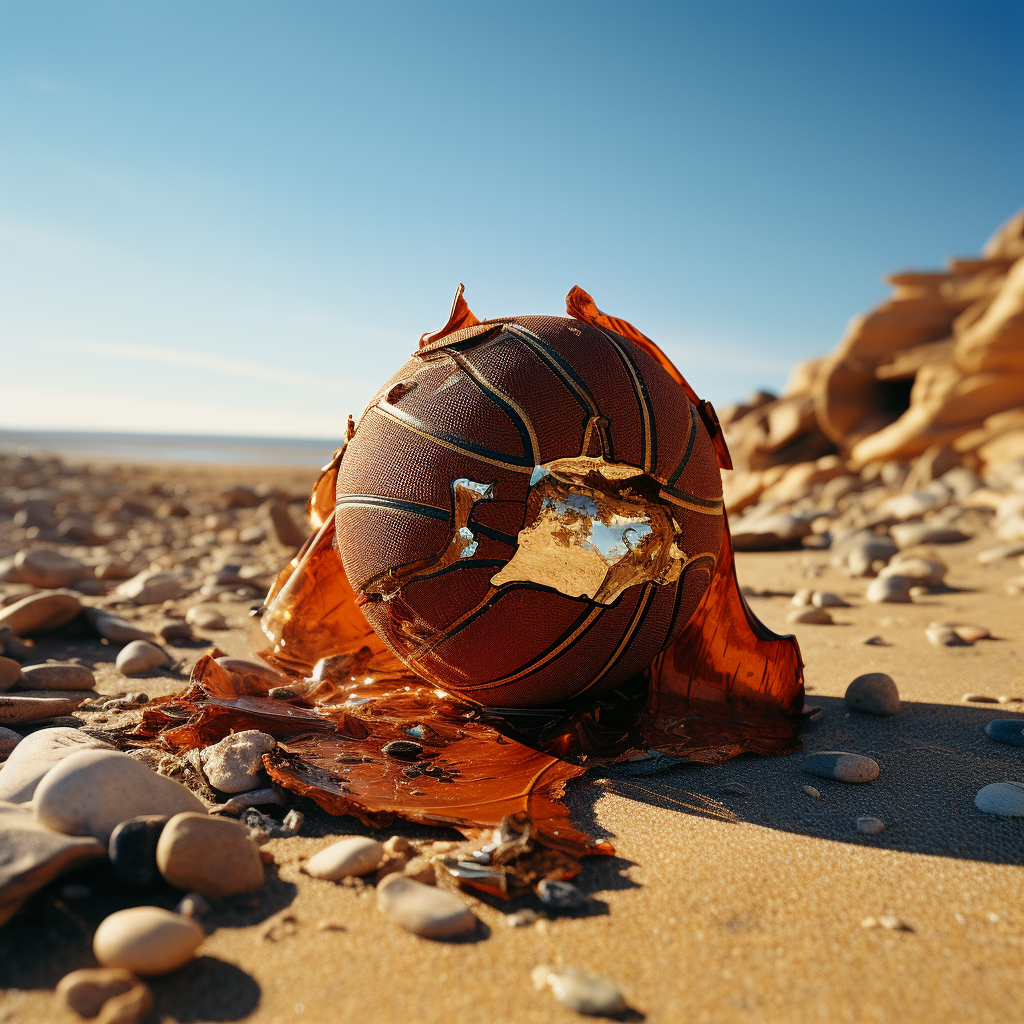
[1,1,1021,439]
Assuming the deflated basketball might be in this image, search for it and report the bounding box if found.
[335,288,727,707]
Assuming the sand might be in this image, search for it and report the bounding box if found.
[1,457,1022,1023]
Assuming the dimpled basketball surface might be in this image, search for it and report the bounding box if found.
[335,314,725,707]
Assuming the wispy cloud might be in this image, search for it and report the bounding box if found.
[28,77,61,95]
[41,337,360,399]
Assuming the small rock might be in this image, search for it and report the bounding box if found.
[964,693,999,703]
[863,635,888,646]
[0,692,87,725]
[925,623,969,647]
[93,907,205,976]
[114,571,187,606]
[210,788,286,816]
[0,727,114,803]
[0,626,35,663]
[156,812,265,898]
[953,624,990,643]
[199,730,275,793]
[532,965,627,1017]
[14,549,91,589]
[974,782,1024,816]
[0,801,105,925]
[19,663,96,691]
[732,513,813,551]
[812,591,849,608]
[507,908,540,927]
[984,720,1024,747]
[845,673,900,716]
[33,749,205,845]
[280,808,304,834]
[159,620,193,642]
[185,606,228,631]
[304,837,384,880]
[802,785,821,798]
[175,892,210,919]
[56,967,152,1021]
[862,915,913,932]
[866,575,912,604]
[977,542,1024,564]
[383,835,411,857]
[82,607,153,644]
[0,656,23,692]
[402,857,437,885]
[115,641,170,676]
[891,522,969,548]
[537,878,589,911]
[0,590,82,636]
[791,588,814,607]
[802,751,880,784]
[94,560,134,581]
[787,607,833,625]
[376,873,476,938]
[0,726,21,758]
[856,816,885,834]
[108,816,169,888]
[881,556,946,587]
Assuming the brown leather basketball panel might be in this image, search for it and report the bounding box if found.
[417,588,595,689]
[508,316,646,469]
[452,330,591,465]
[670,413,724,503]
[386,356,530,463]
[467,499,527,541]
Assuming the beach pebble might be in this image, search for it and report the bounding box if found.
[984,720,1024,747]
[839,534,897,577]
[891,522,969,548]
[866,575,912,604]
[0,626,34,663]
[108,816,169,888]
[199,730,275,793]
[115,641,170,676]
[159,620,193,642]
[0,692,87,725]
[791,588,814,606]
[175,892,211,919]
[537,878,589,911]
[953,624,990,643]
[974,782,1024,816]
[976,542,1024,563]
[532,965,627,1017]
[376,873,476,938]
[803,751,879,784]
[802,785,821,798]
[402,857,437,885]
[0,657,23,692]
[856,816,885,834]
[881,556,947,587]
[19,663,96,691]
[845,673,900,716]
[185,606,228,631]
[0,801,105,926]
[93,907,204,976]
[14,549,91,589]
[964,693,999,703]
[304,836,384,880]
[507,909,540,928]
[33,749,205,845]
[94,560,134,581]
[156,812,265,898]
[82,607,153,644]
[114,571,187,606]
[787,607,833,625]
[0,726,20,758]
[56,967,152,1021]
[0,727,114,803]
[812,591,849,607]
[925,623,969,648]
[0,590,82,636]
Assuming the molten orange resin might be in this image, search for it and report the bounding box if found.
[127,288,804,886]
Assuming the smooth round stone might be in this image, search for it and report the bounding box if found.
[954,624,990,643]
[114,571,187,605]
[812,591,849,608]
[881,556,946,587]
[93,907,204,976]
[974,782,1024,816]
[866,575,912,604]
[0,726,21,758]
[0,656,23,692]
[156,812,265,898]
[0,692,86,726]
[159,619,193,641]
[856,816,885,835]
[845,673,900,716]
[985,720,1024,747]
[19,663,96,691]
[304,836,384,880]
[786,607,833,625]
[83,607,153,643]
[533,966,627,1016]
[891,522,969,548]
[116,641,170,676]
[56,967,149,1018]
[0,591,82,636]
[0,727,114,803]
[14,549,91,589]
[199,730,275,793]
[791,587,814,607]
[185,606,228,631]
[537,879,588,910]
[109,816,169,888]
[803,751,880,784]
[376,873,476,938]
[925,623,969,648]
[33,749,205,845]
[977,542,1024,563]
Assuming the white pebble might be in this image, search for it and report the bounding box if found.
[532,965,627,1016]
[93,907,204,976]
[304,837,384,880]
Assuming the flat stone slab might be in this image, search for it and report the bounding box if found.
[0,692,88,724]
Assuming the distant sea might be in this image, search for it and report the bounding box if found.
[0,429,340,467]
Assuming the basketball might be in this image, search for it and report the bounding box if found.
[335,290,726,707]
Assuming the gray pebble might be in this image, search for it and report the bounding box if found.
[856,816,885,835]
[845,673,900,716]
[866,575,912,604]
[803,751,880,784]
[537,879,589,911]
[532,965,627,1017]
[974,782,1024,816]
[984,721,1024,747]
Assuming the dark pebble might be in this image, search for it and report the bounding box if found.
[985,720,1024,747]
[108,815,169,887]
[382,740,423,761]
[537,879,589,911]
